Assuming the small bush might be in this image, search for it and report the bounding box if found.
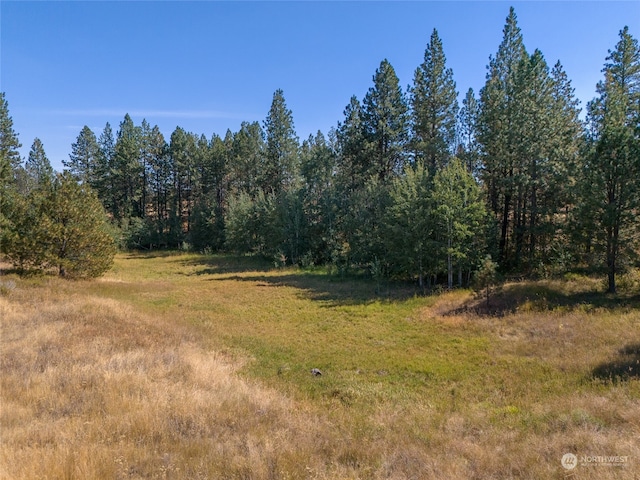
[617,268,640,294]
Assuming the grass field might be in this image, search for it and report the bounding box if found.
[1,252,639,479]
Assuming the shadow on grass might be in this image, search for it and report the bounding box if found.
[210,273,423,306]
[591,344,640,382]
[447,282,640,317]
[180,254,276,275]
[179,254,422,306]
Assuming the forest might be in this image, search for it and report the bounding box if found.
[1,8,639,293]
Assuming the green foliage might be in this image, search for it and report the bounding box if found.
[64,125,101,185]
[473,255,500,307]
[5,10,635,294]
[580,26,640,293]
[383,161,433,288]
[478,9,583,272]
[0,92,22,184]
[190,197,225,253]
[3,172,116,278]
[41,172,117,277]
[410,28,459,173]
[229,121,264,196]
[457,88,480,175]
[24,138,54,191]
[0,186,50,271]
[432,158,487,288]
[263,89,300,194]
[362,59,409,181]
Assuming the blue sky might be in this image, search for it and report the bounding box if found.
[2,1,638,171]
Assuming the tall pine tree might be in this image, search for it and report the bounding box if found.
[263,89,300,194]
[410,29,458,174]
[0,92,22,184]
[478,7,528,267]
[582,26,640,293]
[25,138,54,190]
[65,126,100,186]
[362,59,409,182]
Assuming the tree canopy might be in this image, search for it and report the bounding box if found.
[1,10,638,290]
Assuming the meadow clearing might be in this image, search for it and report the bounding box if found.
[1,252,639,479]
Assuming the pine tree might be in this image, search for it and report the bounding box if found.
[457,88,480,175]
[145,126,169,244]
[40,172,116,277]
[0,92,22,184]
[263,89,300,194]
[542,61,583,267]
[138,119,154,219]
[410,29,459,174]
[335,96,370,195]
[229,121,264,197]
[113,114,142,221]
[25,138,54,190]
[383,161,434,289]
[169,127,198,241]
[478,6,528,267]
[65,126,100,185]
[300,130,337,264]
[3,172,116,277]
[2,138,51,270]
[96,122,117,217]
[582,26,640,293]
[362,59,409,181]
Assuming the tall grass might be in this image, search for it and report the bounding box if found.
[1,254,638,479]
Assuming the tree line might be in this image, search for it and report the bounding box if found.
[1,8,639,291]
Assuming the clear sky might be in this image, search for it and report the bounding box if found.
[2,1,638,171]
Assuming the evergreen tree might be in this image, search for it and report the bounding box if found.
[0,92,22,240]
[383,161,434,289]
[362,59,410,181]
[540,61,583,267]
[263,89,300,194]
[336,96,369,193]
[582,26,640,293]
[168,127,198,241]
[478,6,528,266]
[138,119,155,219]
[229,122,264,197]
[40,172,116,277]
[0,92,22,184]
[1,186,49,271]
[146,125,170,244]
[474,255,500,308]
[300,131,338,264]
[432,158,487,288]
[25,138,54,190]
[2,172,116,277]
[65,126,100,185]
[96,122,117,217]
[113,114,142,221]
[345,176,391,270]
[457,88,480,175]
[510,49,554,267]
[2,136,51,270]
[410,29,459,173]
[190,133,228,251]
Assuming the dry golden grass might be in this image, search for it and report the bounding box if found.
[1,257,639,479]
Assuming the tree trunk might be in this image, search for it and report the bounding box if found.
[500,192,511,264]
[607,224,618,294]
[447,236,453,289]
